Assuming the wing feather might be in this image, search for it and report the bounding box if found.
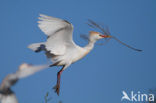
[16,64,49,78]
[38,14,72,36]
[38,14,76,55]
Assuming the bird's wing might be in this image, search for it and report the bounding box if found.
[16,63,49,78]
[38,14,77,55]
[0,74,18,91]
[0,64,49,91]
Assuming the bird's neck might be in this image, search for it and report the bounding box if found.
[84,40,96,51]
[72,40,96,63]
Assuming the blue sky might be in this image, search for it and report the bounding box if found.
[0,0,156,103]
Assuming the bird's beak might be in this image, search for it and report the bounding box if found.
[100,34,112,38]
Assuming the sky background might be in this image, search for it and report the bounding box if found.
[0,0,156,103]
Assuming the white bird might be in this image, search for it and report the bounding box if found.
[28,14,111,95]
[0,63,49,103]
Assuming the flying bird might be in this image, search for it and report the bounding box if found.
[0,63,49,103]
[28,14,111,95]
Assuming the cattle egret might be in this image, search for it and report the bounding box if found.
[0,63,49,103]
[28,14,112,95]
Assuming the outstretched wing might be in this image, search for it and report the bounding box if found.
[0,63,49,92]
[16,63,49,78]
[0,74,18,91]
[38,14,77,55]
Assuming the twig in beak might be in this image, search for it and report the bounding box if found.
[87,19,142,52]
[111,36,142,52]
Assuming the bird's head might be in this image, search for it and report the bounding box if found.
[89,31,111,42]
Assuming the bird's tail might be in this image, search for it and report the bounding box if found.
[28,42,46,53]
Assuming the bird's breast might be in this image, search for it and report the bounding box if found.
[72,49,90,63]
[50,47,91,65]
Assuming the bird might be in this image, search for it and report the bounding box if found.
[0,63,49,103]
[28,14,112,95]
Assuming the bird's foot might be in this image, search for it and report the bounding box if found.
[53,84,60,96]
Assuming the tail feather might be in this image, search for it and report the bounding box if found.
[28,42,45,52]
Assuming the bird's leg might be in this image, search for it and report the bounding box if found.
[53,63,71,96]
[53,65,65,96]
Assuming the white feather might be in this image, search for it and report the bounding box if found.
[16,63,49,78]
[32,14,77,55]
[0,94,18,103]
[38,14,70,36]
[0,63,49,103]
[28,42,45,51]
